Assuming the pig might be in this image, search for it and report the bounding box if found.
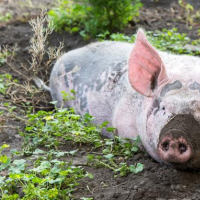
[44,29,200,169]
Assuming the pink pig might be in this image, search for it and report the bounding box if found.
[47,29,200,169]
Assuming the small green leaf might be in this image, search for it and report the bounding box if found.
[0,157,10,171]
[106,127,116,132]
[0,155,8,163]
[101,121,109,127]
[33,149,45,155]
[0,176,5,184]
[131,147,138,152]
[103,154,114,160]
[1,144,9,149]
[135,163,144,173]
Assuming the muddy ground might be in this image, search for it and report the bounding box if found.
[1,0,200,199]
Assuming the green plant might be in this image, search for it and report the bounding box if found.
[179,0,194,28]
[99,29,199,56]
[3,10,64,111]
[178,0,200,29]
[0,74,12,95]
[87,136,143,176]
[148,28,192,54]
[48,0,86,34]
[48,0,142,38]
[194,29,200,45]
[19,0,33,7]
[83,0,142,36]
[0,144,10,171]
[0,12,12,23]
[0,105,143,198]
[61,90,76,103]
[0,48,9,67]
[21,107,143,176]
[21,108,102,149]
[0,145,93,199]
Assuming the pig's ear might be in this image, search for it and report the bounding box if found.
[128,29,168,97]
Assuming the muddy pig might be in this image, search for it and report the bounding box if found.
[46,29,200,169]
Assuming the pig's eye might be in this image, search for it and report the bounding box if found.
[162,106,165,110]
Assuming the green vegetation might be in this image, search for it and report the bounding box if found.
[178,0,200,28]
[148,28,190,53]
[21,107,143,176]
[0,144,93,200]
[97,28,199,56]
[48,0,142,38]
[0,49,8,67]
[0,12,12,23]
[0,105,143,199]
[0,74,12,95]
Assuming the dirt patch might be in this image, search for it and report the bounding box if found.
[75,150,200,200]
[128,1,200,40]
[1,0,200,199]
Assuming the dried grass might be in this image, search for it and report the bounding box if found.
[2,9,64,112]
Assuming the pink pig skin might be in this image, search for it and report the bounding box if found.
[50,29,200,169]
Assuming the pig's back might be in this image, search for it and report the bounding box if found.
[54,41,133,85]
[50,41,133,107]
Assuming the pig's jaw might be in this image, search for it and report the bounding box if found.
[140,129,162,163]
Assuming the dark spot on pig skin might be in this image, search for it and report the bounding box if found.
[108,66,127,88]
[153,99,160,108]
[153,99,160,115]
[51,91,62,108]
[95,79,106,91]
[160,80,182,97]
[65,63,76,73]
[147,99,161,118]
[189,82,200,93]
[85,88,88,93]
[96,79,101,85]
[64,75,69,87]
[80,97,87,111]
[96,83,104,91]
[51,92,58,102]
[115,61,127,70]
[77,87,83,97]
[90,84,94,91]
[56,69,62,77]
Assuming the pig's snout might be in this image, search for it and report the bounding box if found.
[158,135,192,164]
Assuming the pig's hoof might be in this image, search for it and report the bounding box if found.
[157,135,192,164]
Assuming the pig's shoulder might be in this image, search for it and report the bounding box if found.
[58,41,133,72]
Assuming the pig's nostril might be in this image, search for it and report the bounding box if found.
[158,135,192,164]
[161,141,169,151]
[179,143,187,154]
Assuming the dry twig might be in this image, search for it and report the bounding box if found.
[3,9,64,111]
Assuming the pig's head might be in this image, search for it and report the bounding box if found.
[128,29,200,170]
